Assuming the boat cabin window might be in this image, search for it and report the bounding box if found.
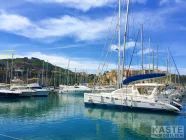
[74,86,79,88]
[0,86,9,90]
[31,87,42,89]
[11,88,18,91]
[18,87,28,90]
[137,87,154,95]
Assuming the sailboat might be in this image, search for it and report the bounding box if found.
[59,61,92,94]
[60,84,92,94]
[84,0,180,113]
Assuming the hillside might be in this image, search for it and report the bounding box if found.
[0,57,95,86]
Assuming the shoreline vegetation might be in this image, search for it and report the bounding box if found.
[0,57,185,87]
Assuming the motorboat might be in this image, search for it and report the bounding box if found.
[10,85,36,97]
[92,86,116,93]
[60,85,92,94]
[84,83,180,113]
[27,83,49,97]
[0,84,21,98]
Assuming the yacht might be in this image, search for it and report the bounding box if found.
[0,84,21,98]
[60,85,92,94]
[84,83,180,113]
[10,85,36,97]
[27,83,49,97]
[92,86,116,93]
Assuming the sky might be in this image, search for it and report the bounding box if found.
[0,0,186,74]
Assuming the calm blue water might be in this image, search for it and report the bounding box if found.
[0,93,186,140]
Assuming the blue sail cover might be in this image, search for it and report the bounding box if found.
[123,73,166,85]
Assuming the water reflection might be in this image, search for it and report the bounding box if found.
[0,93,84,122]
[84,96,186,140]
[0,93,185,140]
[84,107,179,138]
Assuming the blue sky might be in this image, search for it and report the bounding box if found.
[0,0,186,74]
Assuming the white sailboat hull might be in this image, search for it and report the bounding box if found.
[60,86,92,94]
[84,93,180,113]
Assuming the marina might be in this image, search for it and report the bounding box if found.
[0,0,186,139]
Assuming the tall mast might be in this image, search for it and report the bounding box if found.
[65,67,67,85]
[26,68,28,84]
[46,61,48,86]
[148,38,151,73]
[54,65,56,87]
[75,68,76,84]
[166,48,169,83]
[122,0,130,86]
[82,69,84,83]
[156,45,158,72]
[67,60,70,85]
[117,0,121,89]
[168,48,184,88]
[37,72,39,83]
[59,68,61,86]
[10,54,14,84]
[141,24,143,73]
[152,50,154,72]
[6,60,8,84]
[168,49,171,83]
[42,60,44,86]
[175,73,176,85]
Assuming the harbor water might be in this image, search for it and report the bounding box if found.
[0,93,186,140]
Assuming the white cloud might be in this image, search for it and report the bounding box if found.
[0,12,111,41]
[25,0,147,12]
[0,11,34,32]
[0,4,182,42]
[13,52,116,73]
[110,44,118,51]
[137,48,153,55]
[110,41,138,51]
[26,0,115,11]
[35,15,111,41]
